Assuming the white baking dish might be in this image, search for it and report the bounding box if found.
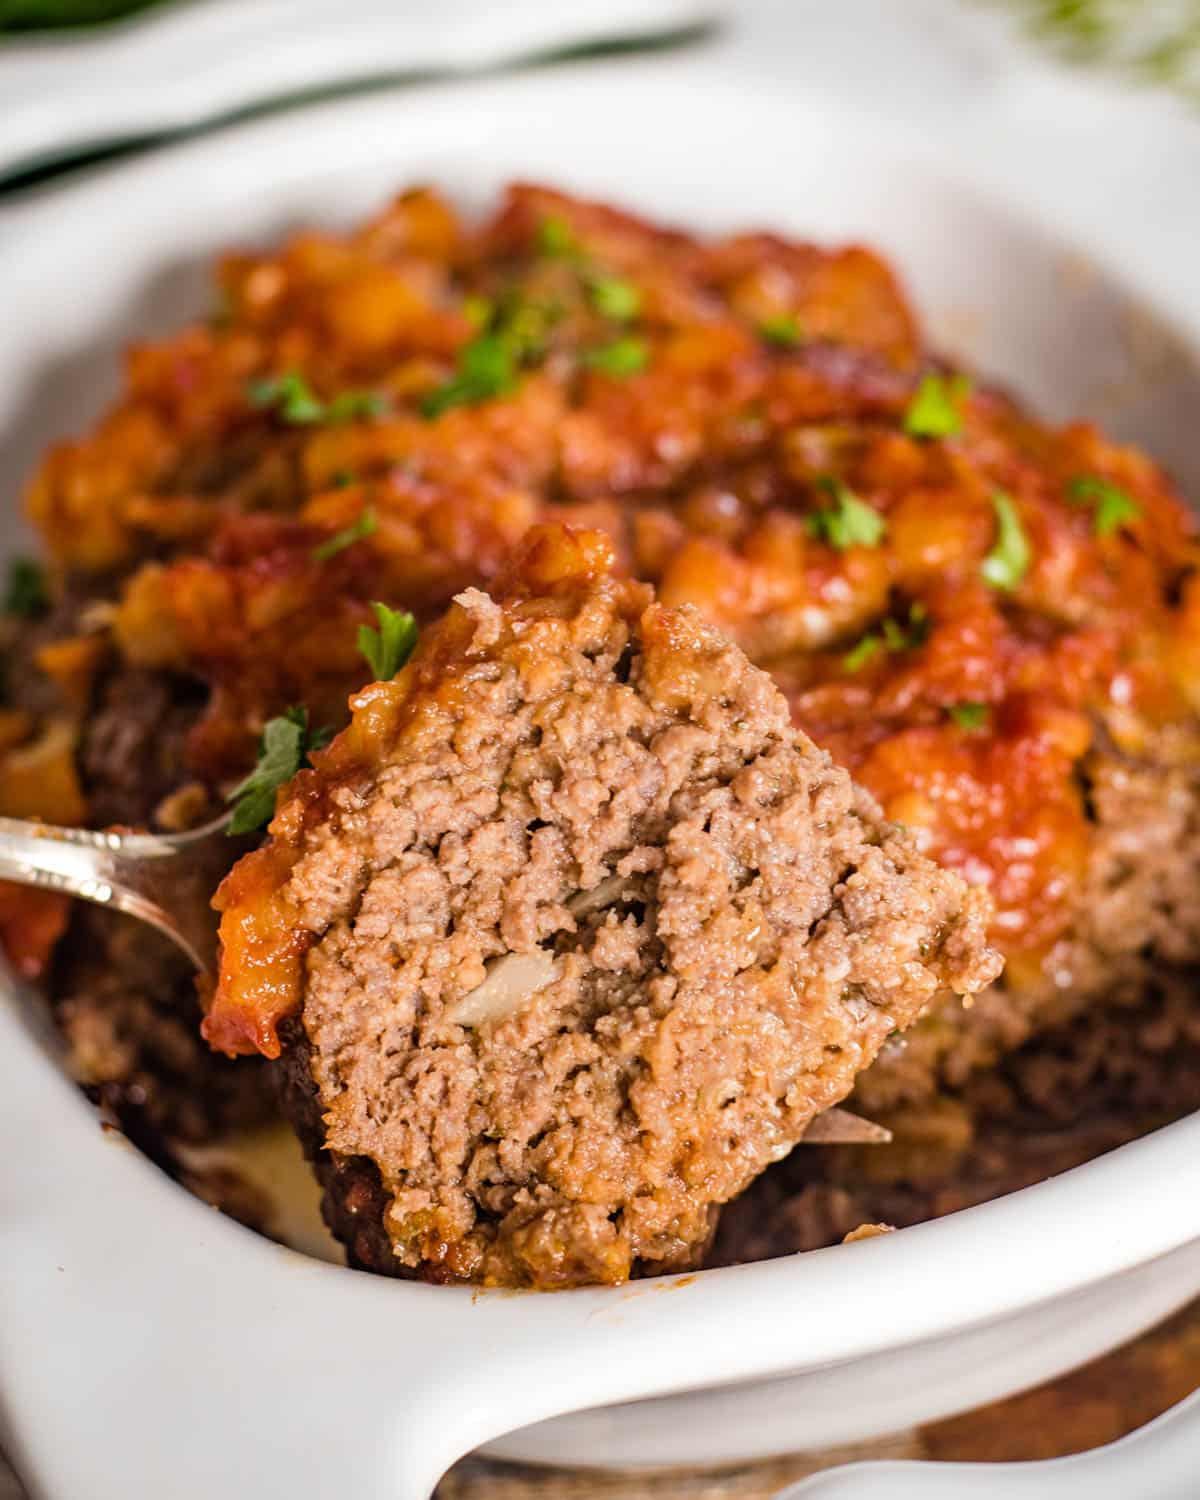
[2,57,1200,1500]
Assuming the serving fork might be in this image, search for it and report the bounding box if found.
[0,811,237,978]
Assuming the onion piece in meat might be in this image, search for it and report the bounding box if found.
[445,950,562,1028]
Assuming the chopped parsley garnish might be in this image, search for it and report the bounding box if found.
[248,371,386,426]
[4,557,48,617]
[226,708,332,835]
[497,293,561,358]
[759,314,804,347]
[358,602,418,682]
[886,601,930,651]
[948,702,990,731]
[462,295,494,330]
[1069,475,1141,536]
[324,390,387,423]
[807,477,886,550]
[311,506,377,563]
[247,371,324,424]
[583,336,649,378]
[981,491,1031,592]
[843,635,883,673]
[536,215,580,258]
[422,295,558,418]
[589,275,641,322]
[331,469,358,489]
[421,333,518,417]
[903,373,971,440]
[844,602,928,673]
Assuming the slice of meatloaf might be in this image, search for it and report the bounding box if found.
[206,526,1000,1287]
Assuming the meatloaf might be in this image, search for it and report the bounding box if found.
[206,527,998,1286]
[4,180,1200,1252]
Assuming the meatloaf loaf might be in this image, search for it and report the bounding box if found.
[206,526,999,1286]
[4,180,1199,1228]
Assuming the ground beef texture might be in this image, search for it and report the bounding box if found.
[208,527,998,1285]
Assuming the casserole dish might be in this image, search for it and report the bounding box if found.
[3,58,1200,1499]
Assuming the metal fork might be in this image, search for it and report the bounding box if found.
[0,811,890,1146]
[0,812,236,979]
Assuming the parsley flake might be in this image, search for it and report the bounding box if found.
[358,602,418,682]
[422,294,559,418]
[881,617,908,651]
[759,314,804,347]
[844,602,929,673]
[583,336,649,378]
[311,506,377,563]
[981,492,1031,592]
[536,215,580,258]
[886,601,930,651]
[325,390,387,423]
[248,372,386,426]
[589,276,641,322]
[1069,475,1141,536]
[462,295,494,330]
[807,477,886,550]
[904,373,972,440]
[226,708,332,835]
[421,334,518,418]
[948,702,990,731]
[843,635,882,673]
[248,371,324,424]
[497,293,560,359]
[4,557,48,617]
